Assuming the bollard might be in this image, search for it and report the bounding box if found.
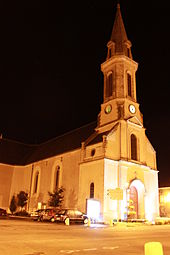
[145,242,163,255]
[87,218,91,227]
[65,217,70,226]
[109,219,113,227]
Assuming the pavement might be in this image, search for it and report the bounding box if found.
[0,219,170,255]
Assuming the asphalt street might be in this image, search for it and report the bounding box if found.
[0,219,170,255]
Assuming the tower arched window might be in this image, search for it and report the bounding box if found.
[108,48,112,58]
[90,182,94,198]
[127,73,132,97]
[54,166,60,191]
[127,48,130,58]
[131,134,137,161]
[106,72,113,98]
[34,171,39,194]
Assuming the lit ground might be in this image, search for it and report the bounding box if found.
[0,219,170,255]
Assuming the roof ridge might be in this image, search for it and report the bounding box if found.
[39,121,97,146]
[0,137,38,147]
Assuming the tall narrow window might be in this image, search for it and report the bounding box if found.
[127,73,132,97]
[127,48,130,58]
[55,166,60,190]
[34,172,39,194]
[106,72,113,98]
[131,134,137,161]
[90,182,94,198]
[108,48,112,58]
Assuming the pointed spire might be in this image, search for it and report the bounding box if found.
[107,3,132,57]
[111,3,128,52]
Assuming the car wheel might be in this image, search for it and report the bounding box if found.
[84,218,88,224]
[38,215,43,222]
[64,217,70,225]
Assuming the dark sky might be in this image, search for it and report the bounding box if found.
[0,1,169,187]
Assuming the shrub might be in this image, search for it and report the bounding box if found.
[9,195,17,214]
[17,191,28,210]
[14,210,30,217]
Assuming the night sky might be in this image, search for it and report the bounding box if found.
[0,1,169,187]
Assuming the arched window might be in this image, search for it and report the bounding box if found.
[90,182,94,198]
[131,134,137,161]
[127,73,132,97]
[106,72,113,98]
[54,166,60,190]
[127,48,130,58]
[91,149,95,157]
[34,172,39,194]
[108,48,112,58]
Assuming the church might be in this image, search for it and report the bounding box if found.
[0,4,159,222]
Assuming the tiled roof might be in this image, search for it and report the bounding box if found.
[0,139,37,165]
[0,122,97,166]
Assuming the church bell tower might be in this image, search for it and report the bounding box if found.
[97,3,143,131]
[79,3,159,222]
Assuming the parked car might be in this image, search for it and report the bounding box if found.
[30,209,44,221]
[0,208,7,216]
[38,208,56,221]
[52,209,88,224]
[37,208,58,222]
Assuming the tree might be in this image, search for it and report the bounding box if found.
[17,191,28,210]
[9,195,17,214]
[48,187,64,208]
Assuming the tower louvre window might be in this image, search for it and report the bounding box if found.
[127,73,132,97]
[106,72,113,98]
[127,48,130,57]
[108,48,112,58]
[131,134,137,161]
[90,182,94,198]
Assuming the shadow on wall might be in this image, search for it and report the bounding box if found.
[29,192,44,210]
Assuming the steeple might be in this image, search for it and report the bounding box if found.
[98,3,140,130]
[107,3,132,59]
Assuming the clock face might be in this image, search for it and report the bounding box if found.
[129,104,136,114]
[105,104,112,114]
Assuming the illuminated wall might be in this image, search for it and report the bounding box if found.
[103,158,159,222]
[8,148,81,213]
[0,164,14,209]
[159,187,170,217]
[78,158,104,217]
[103,159,118,222]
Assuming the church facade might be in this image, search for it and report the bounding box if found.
[0,4,159,222]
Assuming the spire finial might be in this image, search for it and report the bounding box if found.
[117,0,120,8]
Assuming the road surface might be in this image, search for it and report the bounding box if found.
[0,219,169,255]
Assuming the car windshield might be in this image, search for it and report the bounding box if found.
[74,210,82,216]
[58,210,66,215]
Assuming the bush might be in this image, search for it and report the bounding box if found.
[14,210,30,217]
[17,191,28,210]
[9,195,17,214]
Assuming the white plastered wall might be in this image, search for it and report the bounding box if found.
[144,168,159,221]
[103,158,118,222]
[78,159,104,217]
